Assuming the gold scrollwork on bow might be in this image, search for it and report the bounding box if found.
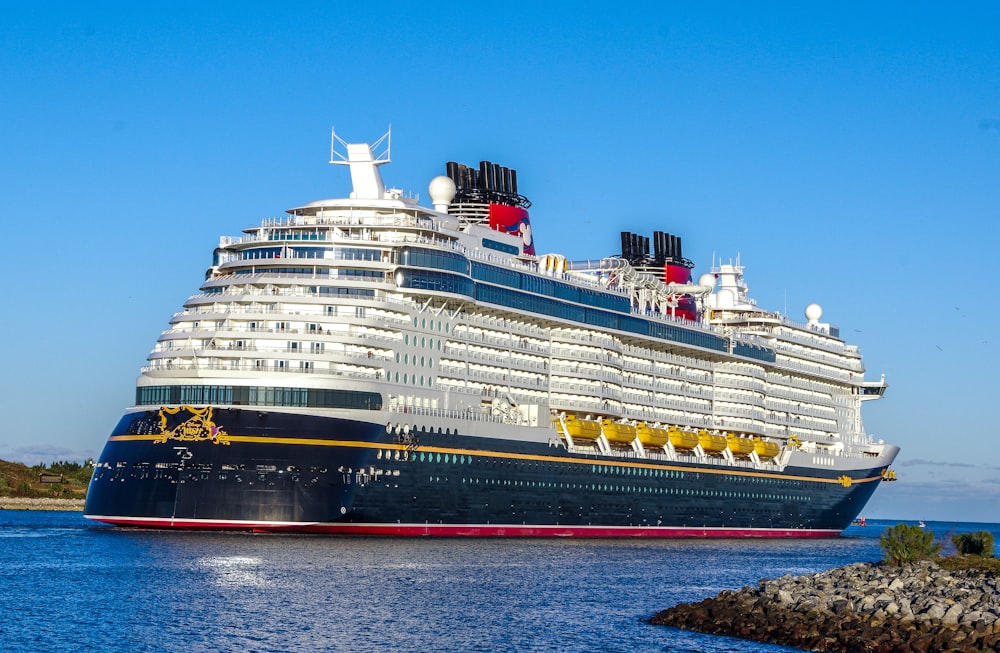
[152,406,231,445]
[838,475,853,488]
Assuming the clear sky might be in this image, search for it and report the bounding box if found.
[2,2,998,522]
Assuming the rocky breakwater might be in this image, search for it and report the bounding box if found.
[0,497,85,511]
[652,560,1000,652]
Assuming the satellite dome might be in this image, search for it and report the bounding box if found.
[428,175,456,210]
[805,303,823,323]
[698,273,716,289]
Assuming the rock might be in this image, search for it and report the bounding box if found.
[650,560,1000,652]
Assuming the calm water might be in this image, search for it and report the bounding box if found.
[2,513,996,652]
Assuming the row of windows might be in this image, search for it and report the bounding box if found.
[733,341,777,363]
[410,453,806,495]
[395,247,469,274]
[235,267,328,276]
[266,230,324,241]
[451,477,811,501]
[398,270,474,296]
[482,238,519,255]
[471,262,631,313]
[136,385,382,410]
[311,286,375,298]
[201,285,373,299]
[474,283,727,353]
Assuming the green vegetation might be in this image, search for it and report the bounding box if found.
[879,523,942,566]
[937,554,1000,573]
[953,531,995,557]
[879,524,999,572]
[0,459,92,500]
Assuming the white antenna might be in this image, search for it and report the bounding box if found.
[327,126,392,199]
[330,125,391,166]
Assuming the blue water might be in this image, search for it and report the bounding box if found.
[1,514,996,653]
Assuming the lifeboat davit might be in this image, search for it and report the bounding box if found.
[667,426,699,450]
[697,430,727,453]
[601,418,637,444]
[636,423,668,447]
[559,415,601,440]
[726,433,755,456]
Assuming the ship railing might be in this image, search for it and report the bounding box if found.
[770,341,857,371]
[713,377,767,392]
[386,403,520,426]
[764,384,829,405]
[771,358,851,383]
[769,373,845,396]
[766,325,850,356]
[620,345,714,373]
[566,444,781,470]
[549,330,617,349]
[713,391,767,407]
[549,398,607,413]
[762,412,838,431]
[458,355,550,374]
[715,361,768,379]
[140,361,381,379]
[444,342,550,359]
[195,273,392,293]
[457,313,551,340]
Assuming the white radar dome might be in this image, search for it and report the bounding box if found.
[698,273,716,289]
[428,175,457,211]
[805,303,823,323]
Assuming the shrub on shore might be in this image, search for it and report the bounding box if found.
[953,530,994,557]
[879,523,941,566]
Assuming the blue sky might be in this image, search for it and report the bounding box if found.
[2,2,998,522]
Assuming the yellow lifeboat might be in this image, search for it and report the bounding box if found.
[667,426,699,450]
[601,418,637,444]
[697,429,727,453]
[726,433,755,456]
[753,437,780,459]
[559,415,601,440]
[636,423,668,447]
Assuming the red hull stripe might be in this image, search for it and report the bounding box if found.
[85,515,841,538]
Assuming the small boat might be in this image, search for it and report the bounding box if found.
[753,437,780,459]
[601,418,637,444]
[697,430,727,453]
[559,415,601,440]
[636,423,668,447]
[667,426,699,450]
[725,433,755,456]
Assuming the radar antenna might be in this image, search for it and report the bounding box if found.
[330,126,391,166]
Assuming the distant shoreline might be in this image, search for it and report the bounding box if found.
[0,497,85,512]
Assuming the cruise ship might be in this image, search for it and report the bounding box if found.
[84,129,898,536]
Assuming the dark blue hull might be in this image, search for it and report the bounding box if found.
[84,406,885,536]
